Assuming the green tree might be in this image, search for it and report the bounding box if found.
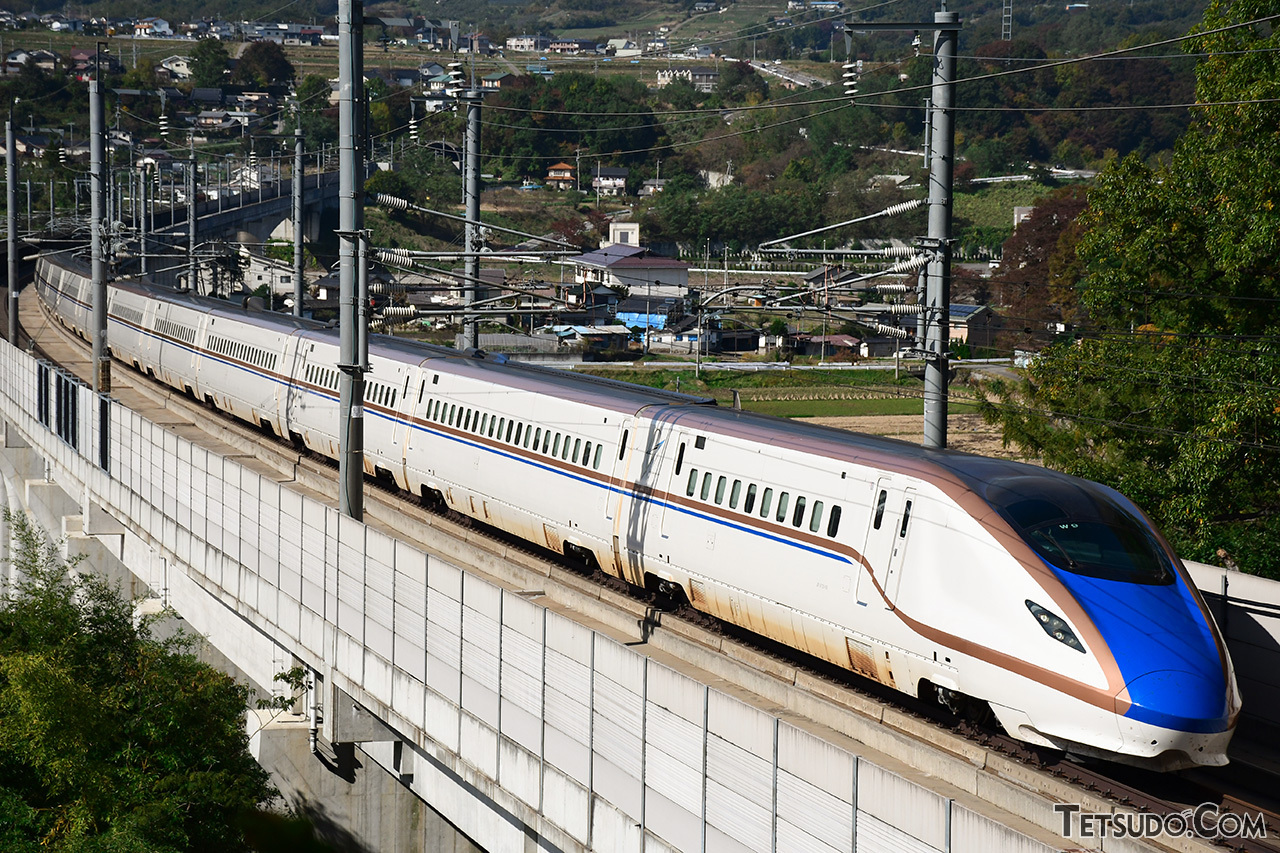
[0,511,278,851]
[979,0,1280,575]
[190,38,231,88]
[233,41,295,87]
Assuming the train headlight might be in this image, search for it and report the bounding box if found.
[1025,600,1085,653]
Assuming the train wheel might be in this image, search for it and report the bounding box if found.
[932,684,996,728]
[644,574,689,609]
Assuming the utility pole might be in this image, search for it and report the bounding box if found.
[337,0,366,521]
[841,6,959,448]
[460,83,483,350]
[293,115,304,317]
[90,49,109,394]
[140,165,148,276]
[187,134,197,294]
[6,118,16,344]
[922,8,958,450]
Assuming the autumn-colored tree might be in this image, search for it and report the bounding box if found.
[979,0,1280,575]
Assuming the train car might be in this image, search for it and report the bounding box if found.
[34,252,1240,771]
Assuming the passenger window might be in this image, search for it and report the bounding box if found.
[553,433,562,456]
[506,420,514,442]
[572,439,581,463]
[488,416,497,438]
[674,442,686,475]
[542,430,551,453]
[582,440,591,464]
[497,417,505,438]
[449,404,457,425]
[776,492,790,523]
[481,413,489,435]
[809,501,824,533]
[520,424,529,446]
[900,500,913,538]
[760,488,773,518]
[432,400,441,420]
[792,496,806,528]
[729,479,741,509]
[827,505,842,537]
[873,490,888,529]
[701,473,712,501]
[715,476,727,505]
[686,469,698,496]
[744,484,757,514]
[562,437,571,460]
[619,429,629,460]
[593,444,603,469]
[533,427,542,449]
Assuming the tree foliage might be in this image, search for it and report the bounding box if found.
[979,0,1280,576]
[233,42,296,88]
[190,38,231,89]
[0,511,278,852]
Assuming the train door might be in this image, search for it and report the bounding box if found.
[404,366,436,480]
[607,408,669,586]
[860,478,915,609]
[603,417,638,580]
[282,336,308,439]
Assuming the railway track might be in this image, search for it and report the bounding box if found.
[23,290,1280,853]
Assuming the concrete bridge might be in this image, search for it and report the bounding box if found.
[148,168,343,249]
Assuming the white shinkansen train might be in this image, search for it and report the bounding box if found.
[36,252,1239,770]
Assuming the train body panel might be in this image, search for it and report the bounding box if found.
[33,252,1240,770]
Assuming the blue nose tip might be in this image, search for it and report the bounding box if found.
[1119,670,1229,734]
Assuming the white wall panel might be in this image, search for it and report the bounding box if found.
[777,768,852,853]
[393,542,427,682]
[363,650,393,711]
[461,710,499,778]
[643,788,701,853]
[643,702,702,808]
[856,810,943,853]
[498,737,542,811]
[542,763,590,844]
[592,796,644,853]
[856,762,948,851]
[951,804,1056,853]
[390,668,425,735]
[335,509,363,642]
[425,688,461,753]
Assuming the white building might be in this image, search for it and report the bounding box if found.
[135,17,173,37]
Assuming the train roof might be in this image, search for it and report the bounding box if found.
[662,399,1089,504]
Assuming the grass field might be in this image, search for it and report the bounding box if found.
[577,365,979,419]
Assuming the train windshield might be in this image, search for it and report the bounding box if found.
[992,482,1175,585]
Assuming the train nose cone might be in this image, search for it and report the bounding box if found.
[1118,670,1230,734]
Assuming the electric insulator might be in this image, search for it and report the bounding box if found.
[887,303,922,315]
[876,283,910,294]
[842,63,858,100]
[875,323,912,339]
[374,192,413,212]
[446,62,464,97]
[409,115,419,142]
[159,114,169,137]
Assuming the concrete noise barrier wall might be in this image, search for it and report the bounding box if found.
[0,336,1134,853]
